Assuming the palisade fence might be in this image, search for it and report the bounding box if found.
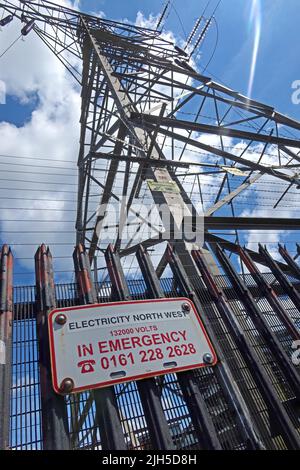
[1,242,300,451]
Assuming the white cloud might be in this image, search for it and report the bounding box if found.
[135,11,157,30]
[0,0,81,282]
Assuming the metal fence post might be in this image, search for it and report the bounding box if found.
[278,244,300,281]
[193,248,300,449]
[165,243,264,450]
[0,245,13,450]
[238,245,300,340]
[105,244,176,450]
[215,244,300,399]
[259,244,300,315]
[73,244,127,450]
[34,244,70,450]
[136,245,221,450]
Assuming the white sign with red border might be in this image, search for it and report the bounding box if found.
[48,297,217,394]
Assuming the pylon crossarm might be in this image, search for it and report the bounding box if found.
[141,125,300,186]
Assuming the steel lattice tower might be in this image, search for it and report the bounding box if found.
[1,0,300,276]
[1,0,300,452]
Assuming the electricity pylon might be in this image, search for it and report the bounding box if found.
[1,0,300,277]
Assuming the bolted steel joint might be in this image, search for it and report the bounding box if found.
[59,378,74,394]
[181,302,191,312]
[203,353,213,365]
[55,313,67,325]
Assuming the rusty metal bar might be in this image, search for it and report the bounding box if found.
[192,248,300,449]
[238,246,300,341]
[215,244,300,400]
[0,245,13,450]
[105,244,175,450]
[165,243,264,449]
[73,244,127,450]
[278,244,300,290]
[136,245,222,450]
[34,244,70,450]
[206,233,300,280]
[259,244,300,315]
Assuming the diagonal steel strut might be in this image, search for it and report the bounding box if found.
[81,18,203,277]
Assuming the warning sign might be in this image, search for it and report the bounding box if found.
[147,180,181,194]
[48,297,217,394]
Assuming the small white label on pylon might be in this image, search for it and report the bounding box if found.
[0,340,6,364]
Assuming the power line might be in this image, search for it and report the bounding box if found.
[0,207,77,211]
[0,186,78,193]
[6,243,76,246]
[0,219,76,222]
[0,196,77,202]
[201,16,219,73]
[0,168,77,177]
[0,139,297,164]
[0,231,77,233]
[14,256,75,260]
[0,153,78,164]
[0,160,78,171]
[0,33,21,59]
[170,1,188,40]
[0,177,77,185]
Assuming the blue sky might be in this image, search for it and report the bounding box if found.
[1,0,300,127]
[0,0,300,285]
[78,0,300,115]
